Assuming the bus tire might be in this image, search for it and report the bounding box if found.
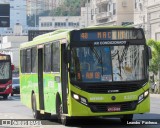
[3,94,8,99]
[31,93,41,119]
[120,114,133,124]
[56,95,70,125]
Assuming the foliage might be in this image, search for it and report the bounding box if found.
[147,39,160,75]
[50,0,86,16]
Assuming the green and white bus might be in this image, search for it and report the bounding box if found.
[20,27,152,125]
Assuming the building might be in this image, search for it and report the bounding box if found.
[0,36,28,67]
[26,0,64,16]
[39,16,82,30]
[133,0,148,39]
[147,0,160,40]
[0,0,27,35]
[83,0,134,26]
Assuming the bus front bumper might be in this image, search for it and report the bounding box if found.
[68,95,150,117]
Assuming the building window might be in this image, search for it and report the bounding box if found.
[41,23,44,27]
[69,22,73,26]
[95,8,98,14]
[55,22,57,27]
[60,22,63,26]
[109,4,111,11]
[113,3,116,15]
[77,22,79,26]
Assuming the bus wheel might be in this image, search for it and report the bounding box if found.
[56,95,70,125]
[31,94,41,119]
[120,114,133,124]
[3,94,8,99]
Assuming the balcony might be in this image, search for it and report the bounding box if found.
[96,12,112,20]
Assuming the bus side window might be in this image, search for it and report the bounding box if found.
[26,49,31,73]
[44,44,51,72]
[31,47,37,73]
[52,41,60,72]
[20,50,26,73]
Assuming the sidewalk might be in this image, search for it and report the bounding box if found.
[150,94,160,98]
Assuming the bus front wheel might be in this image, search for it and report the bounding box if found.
[56,95,70,125]
[31,94,41,119]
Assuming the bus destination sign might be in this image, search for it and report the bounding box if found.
[80,31,112,41]
[72,29,143,42]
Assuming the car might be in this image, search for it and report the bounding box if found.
[11,77,20,96]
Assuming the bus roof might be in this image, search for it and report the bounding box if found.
[84,26,135,30]
[20,29,73,49]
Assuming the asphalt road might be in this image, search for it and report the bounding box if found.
[0,94,159,128]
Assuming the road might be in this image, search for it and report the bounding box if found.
[0,94,159,128]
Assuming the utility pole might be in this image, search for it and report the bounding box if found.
[35,0,37,28]
[147,13,151,40]
[86,0,88,27]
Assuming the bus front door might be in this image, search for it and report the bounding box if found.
[61,44,68,114]
[38,48,45,111]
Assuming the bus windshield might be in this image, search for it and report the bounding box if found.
[0,62,10,79]
[70,45,145,82]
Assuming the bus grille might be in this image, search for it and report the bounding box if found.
[0,88,5,92]
[89,101,138,113]
[85,84,141,93]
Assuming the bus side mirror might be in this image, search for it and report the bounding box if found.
[147,46,152,59]
[11,64,14,71]
[64,50,70,64]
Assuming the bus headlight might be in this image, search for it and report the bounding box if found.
[73,94,79,100]
[138,90,149,103]
[144,90,149,97]
[71,92,88,106]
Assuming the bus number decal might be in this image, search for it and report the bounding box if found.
[124,95,137,100]
[81,32,88,39]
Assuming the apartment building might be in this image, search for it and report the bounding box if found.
[147,0,160,40]
[39,16,82,30]
[86,0,134,26]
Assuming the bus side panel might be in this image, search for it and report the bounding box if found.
[20,74,32,109]
[43,73,58,114]
[20,73,39,109]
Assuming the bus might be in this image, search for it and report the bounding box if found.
[0,53,14,99]
[20,27,152,125]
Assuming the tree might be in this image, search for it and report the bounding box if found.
[147,39,160,87]
[49,0,86,16]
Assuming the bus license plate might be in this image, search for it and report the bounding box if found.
[107,106,121,112]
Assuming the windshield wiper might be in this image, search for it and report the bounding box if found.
[118,42,129,77]
[89,45,102,64]
[120,42,129,63]
[89,45,104,75]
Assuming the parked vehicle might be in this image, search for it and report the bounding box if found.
[11,77,20,96]
[0,54,14,99]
